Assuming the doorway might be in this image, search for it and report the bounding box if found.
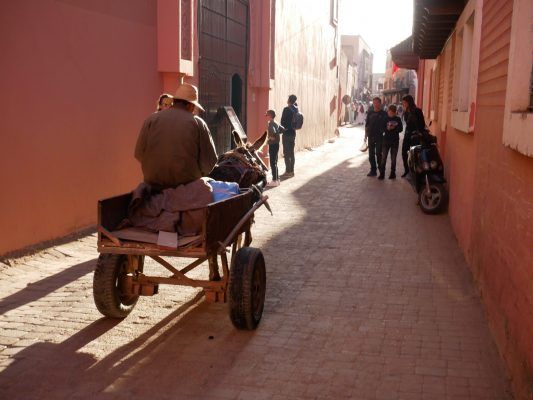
[198,0,249,154]
[231,73,243,120]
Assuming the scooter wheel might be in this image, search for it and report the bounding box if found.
[418,183,448,214]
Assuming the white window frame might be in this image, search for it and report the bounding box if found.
[269,0,276,80]
[422,60,435,119]
[330,0,338,27]
[430,61,439,121]
[450,0,483,133]
[502,0,533,158]
[440,39,453,132]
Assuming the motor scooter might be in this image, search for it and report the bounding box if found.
[407,130,448,214]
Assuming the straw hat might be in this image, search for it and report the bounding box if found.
[174,83,205,112]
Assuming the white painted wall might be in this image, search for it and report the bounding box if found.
[271,0,340,150]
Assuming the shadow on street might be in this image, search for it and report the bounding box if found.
[0,133,511,399]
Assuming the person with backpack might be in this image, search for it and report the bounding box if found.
[280,94,303,178]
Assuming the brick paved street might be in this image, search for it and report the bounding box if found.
[0,126,512,400]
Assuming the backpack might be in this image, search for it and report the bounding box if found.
[291,107,304,130]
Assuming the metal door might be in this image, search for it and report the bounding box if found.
[199,0,249,154]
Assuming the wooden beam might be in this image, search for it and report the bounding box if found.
[425,0,465,16]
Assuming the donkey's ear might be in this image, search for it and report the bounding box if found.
[250,131,268,152]
[232,130,244,148]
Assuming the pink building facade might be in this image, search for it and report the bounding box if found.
[397,0,533,398]
[0,0,340,257]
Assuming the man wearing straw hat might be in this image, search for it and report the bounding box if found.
[135,83,218,189]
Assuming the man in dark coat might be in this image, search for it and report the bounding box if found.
[135,83,217,189]
[365,97,388,176]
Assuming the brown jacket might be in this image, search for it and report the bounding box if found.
[134,107,217,188]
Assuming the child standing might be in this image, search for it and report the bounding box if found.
[265,109,281,187]
[379,104,403,180]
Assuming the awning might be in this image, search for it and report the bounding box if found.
[382,88,410,95]
[390,36,419,70]
[413,0,466,59]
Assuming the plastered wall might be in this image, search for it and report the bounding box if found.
[270,0,339,150]
[424,1,533,396]
[470,1,533,397]
[0,1,161,256]
[0,0,340,256]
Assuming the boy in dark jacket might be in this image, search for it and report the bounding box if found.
[265,109,281,186]
[379,104,403,180]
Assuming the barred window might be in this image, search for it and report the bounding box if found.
[502,0,533,157]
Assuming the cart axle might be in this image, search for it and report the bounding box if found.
[122,275,159,296]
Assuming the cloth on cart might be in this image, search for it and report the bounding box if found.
[121,178,213,236]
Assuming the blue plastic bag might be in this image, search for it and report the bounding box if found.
[207,180,240,202]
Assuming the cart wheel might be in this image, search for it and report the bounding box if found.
[93,254,141,318]
[228,247,266,330]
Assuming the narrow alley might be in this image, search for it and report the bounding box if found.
[0,127,512,399]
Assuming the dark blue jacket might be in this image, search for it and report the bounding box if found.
[281,104,298,134]
[365,108,387,137]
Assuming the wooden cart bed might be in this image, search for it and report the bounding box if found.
[97,189,254,257]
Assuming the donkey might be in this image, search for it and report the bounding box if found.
[209,130,269,189]
[207,130,270,282]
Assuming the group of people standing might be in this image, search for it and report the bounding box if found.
[149,90,301,189]
[364,94,426,179]
[345,101,367,125]
[148,87,426,189]
[265,94,300,187]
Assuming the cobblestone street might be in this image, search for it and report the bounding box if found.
[0,126,512,399]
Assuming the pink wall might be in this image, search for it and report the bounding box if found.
[420,0,533,396]
[471,107,533,400]
[0,0,268,256]
[0,1,162,256]
[423,37,477,260]
[0,0,340,257]
[158,0,199,92]
[442,125,477,259]
[246,0,272,143]
[470,1,533,396]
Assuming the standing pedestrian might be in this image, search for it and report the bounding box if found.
[265,109,281,187]
[280,94,299,178]
[342,95,351,125]
[156,93,173,112]
[379,104,403,180]
[356,102,365,125]
[401,95,426,177]
[365,97,387,177]
[348,101,355,124]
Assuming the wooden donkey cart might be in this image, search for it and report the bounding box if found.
[94,129,271,330]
